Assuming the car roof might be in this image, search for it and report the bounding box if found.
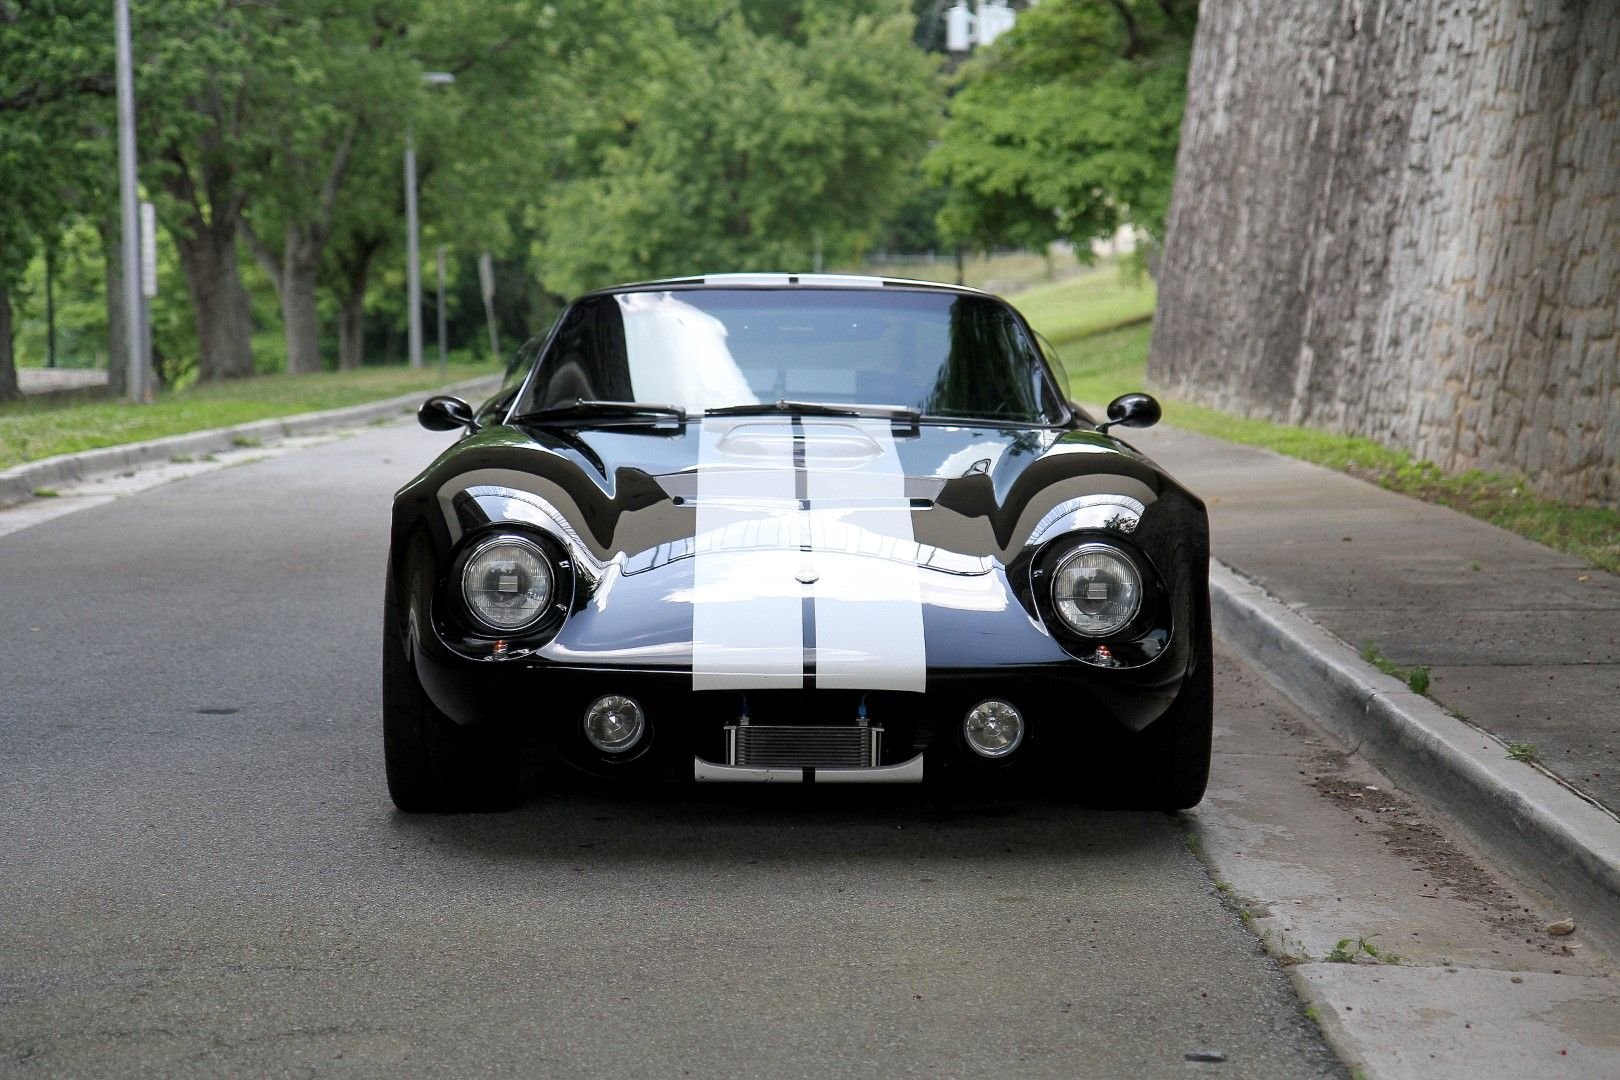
[575,272,997,300]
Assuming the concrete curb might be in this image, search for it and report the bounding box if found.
[1210,559,1620,961]
[0,374,501,510]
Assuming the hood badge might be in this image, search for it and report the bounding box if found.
[796,572,820,585]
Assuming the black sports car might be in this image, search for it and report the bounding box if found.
[385,274,1211,811]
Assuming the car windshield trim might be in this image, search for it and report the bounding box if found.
[509,399,687,425]
[703,400,922,423]
[513,287,1073,427]
[915,411,1069,430]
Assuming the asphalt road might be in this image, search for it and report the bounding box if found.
[0,422,1343,1078]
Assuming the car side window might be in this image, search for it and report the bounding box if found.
[532,300,634,408]
[474,387,518,427]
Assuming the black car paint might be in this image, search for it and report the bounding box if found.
[386,280,1209,783]
[389,426,1207,778]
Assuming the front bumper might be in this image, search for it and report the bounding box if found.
[409,643,1188,783]
[693,754,927,783]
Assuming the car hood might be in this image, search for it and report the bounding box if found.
[410,416,1172,564]
[396,415,1200,687]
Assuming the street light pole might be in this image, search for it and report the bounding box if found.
[436,244,448,375]
[404,124,422,369]
[404,71,454,370]
[115,0,146,403]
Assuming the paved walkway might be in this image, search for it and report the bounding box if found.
[17,367,109,394]
[1128,423,1620,815]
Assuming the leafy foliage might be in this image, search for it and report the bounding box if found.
[928,0,1197,253]
[3,0,944,383]
[0,0,114,278]
[0,0,119,396]
[535,1,940,296]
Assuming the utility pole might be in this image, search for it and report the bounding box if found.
[44,245,55,369]
[140,202,157,385]
[115,0,147,403]
[405,71,455,369]
[436,244,448,375]
[478,252,500,364]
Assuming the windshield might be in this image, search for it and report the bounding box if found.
[514,288,1067,425]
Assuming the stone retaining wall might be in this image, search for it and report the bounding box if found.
[1150,0,1619,507]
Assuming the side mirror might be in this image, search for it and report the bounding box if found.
[418,395,475,432]
[1097,393,1161,434]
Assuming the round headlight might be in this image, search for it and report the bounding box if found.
[1051,542,1142,638]
[461,535,554,632]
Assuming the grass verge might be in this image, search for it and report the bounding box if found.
[851,247,1086,294]
[1040,314,1620,575]
[846,250,1157,341]
[0,360,499,472]
[1009,265,1155,345]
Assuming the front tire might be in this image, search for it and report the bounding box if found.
[383,572,520,812]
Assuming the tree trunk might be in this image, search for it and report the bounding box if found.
[338,276,366,370]
[334,231,382,371]
[247,222,326,375]
[171,216,255,381]
[245,225,317,374]
[0,287,20,402]
[281,260,323,374]
[247,125,357,376]
[272,225,325,375]
[99,214,128,396]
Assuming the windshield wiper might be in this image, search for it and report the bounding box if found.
[510,399,687,426]
[704,399,921,423]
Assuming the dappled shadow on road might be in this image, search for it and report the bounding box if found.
[383,751,1183,870]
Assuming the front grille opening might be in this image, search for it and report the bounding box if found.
[727,724,881,769]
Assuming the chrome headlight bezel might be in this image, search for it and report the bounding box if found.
[1048,540,1144,640]
[457,532,556,635]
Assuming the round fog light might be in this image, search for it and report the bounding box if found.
[583,695,645,754]
[963,700,1024,759]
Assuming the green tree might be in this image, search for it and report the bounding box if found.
[320,135,401,370]
[306,0,582,369]
[134,0,279,381]
[927,0,1197,260]
[0,0,115,399]
[238,0,433,375]
[535,1,940,296]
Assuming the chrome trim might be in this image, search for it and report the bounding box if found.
[691,754,927,783]
[1028,494,1144,545]
[693,758,803,783]
[815,754,926,784]
[463,485,593,554]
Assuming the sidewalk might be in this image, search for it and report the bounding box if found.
[1130,422,1620,956]
[1129,423,1620,817]
[16,367,110,395]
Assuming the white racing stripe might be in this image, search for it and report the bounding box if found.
[691,417,804,690]
[804,418,927,692]
[690,415,929,693]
